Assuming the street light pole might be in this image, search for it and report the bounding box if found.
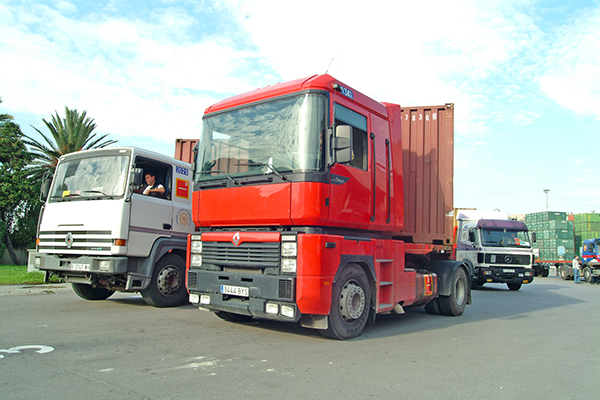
[544,189,550,211]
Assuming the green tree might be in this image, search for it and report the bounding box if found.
[23,107,117,180]
[0,121,38,265]
[0,97,14,124]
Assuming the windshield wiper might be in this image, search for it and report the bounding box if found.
[237,162,287,181]
[199,170,239,185]
[84,190,114,199]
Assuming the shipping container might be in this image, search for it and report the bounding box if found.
[174,138,198,164]
[400,104,454,246]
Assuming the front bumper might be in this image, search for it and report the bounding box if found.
[29,252,128,275]
[476,267,534,284]
[187,269,299,322]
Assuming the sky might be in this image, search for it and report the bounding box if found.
[1,0,599,216]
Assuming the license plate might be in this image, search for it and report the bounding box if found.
[72,263,90,271]
[221,285,249,297]
[503,269,515,273]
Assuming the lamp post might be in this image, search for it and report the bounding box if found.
[543,189,550,211]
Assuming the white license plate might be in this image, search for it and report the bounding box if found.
[221,285,249,297]
[72,263,90,271]
[503,269,515,273]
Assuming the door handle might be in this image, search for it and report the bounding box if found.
[163,223,172,230]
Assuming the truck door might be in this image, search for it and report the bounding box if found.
[327,102,372,229]
[129,158,173,257]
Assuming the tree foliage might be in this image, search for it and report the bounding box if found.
[23,107,117,180]
[0,121,40,264]
[0,97,14,124]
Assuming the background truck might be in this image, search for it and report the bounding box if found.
[28,142,196,307]
[557,238,600,281]
[186,74,471,339]
[453,209,534,290]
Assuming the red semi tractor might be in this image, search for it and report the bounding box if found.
[186,74,469,339]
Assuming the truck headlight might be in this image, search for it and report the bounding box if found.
[191,240,202,253]
[282,258,297,273]
[191,254,202,267]
[281,305,295,318]
[282,242,297,257]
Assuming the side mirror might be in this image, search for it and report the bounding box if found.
[531,232,537,243]
[131,167,143,191]
[468,231,476,243]
[39,171,52,202]
[333,125,353,164]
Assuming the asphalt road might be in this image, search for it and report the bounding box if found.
[1,276,599,400]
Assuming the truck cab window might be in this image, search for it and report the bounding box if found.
[334,103,368,170]
[134,156,171,200]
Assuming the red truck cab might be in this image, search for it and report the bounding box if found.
[186,74,469,339]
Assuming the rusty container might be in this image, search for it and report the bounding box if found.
[174,138,198,164]
[400,103,454,247]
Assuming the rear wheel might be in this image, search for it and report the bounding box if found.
[321,264,371,340]
[141,253,187,307]
[439,267,468,316]
[560,266,568,280]
[507,283,522,291]
[71,283,115,301]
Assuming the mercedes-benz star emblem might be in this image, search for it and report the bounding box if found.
[504,255,513,264]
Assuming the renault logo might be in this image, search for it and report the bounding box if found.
[504,255,513,264]
[232,232,241,246]
[65,232,74,249]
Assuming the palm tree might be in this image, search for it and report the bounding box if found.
[0,97,14,124]
[23,106,117,179]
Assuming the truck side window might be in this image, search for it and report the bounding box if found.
[334,103,368,170]
[134,156,171,200]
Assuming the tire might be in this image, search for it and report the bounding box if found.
[439,267,468,316]
[507,283,522,291]
[542,268,549,277]
[424,297,441,315]
[321,264,371,340]
[140,253,187,307]
[215,311,253,322]
[583,267,592,282]
[560,266,568,280]
[71,282,115,301]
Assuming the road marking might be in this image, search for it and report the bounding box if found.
[0,345,54,359]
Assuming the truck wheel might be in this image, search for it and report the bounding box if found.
[583,267,592,282]
[321,264,371,340]
[439,267,468,316]
[71,283,115,301]
[560,266,568,280]
[215,311,253,322]
[141,253,187,307]
[507,283,522,291]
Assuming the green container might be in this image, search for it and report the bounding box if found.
[540,211,567,221]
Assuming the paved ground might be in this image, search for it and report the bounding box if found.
[0,283,71,296]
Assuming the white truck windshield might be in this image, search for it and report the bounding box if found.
[481,229,531,248]
[50,155,130,200]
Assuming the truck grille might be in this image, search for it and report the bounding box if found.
[202,241,280,268]
[38,230,112,252]
[484,254,531,265]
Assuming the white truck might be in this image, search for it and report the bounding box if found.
[28,146,195,307]
[454,209,535,290]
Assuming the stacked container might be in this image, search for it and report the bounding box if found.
[525,211,575,261]
[573,213,600,251]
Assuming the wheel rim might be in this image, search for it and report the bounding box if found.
[157,265,182,296]
[339,280,365,321]
[455,276,466,305]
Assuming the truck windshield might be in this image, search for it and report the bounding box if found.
[50,155,130,201]
[481,229,531,248]
[195,93,327,182]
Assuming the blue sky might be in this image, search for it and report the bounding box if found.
[1,0,599,215]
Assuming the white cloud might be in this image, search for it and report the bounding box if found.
[538,5,600,118]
